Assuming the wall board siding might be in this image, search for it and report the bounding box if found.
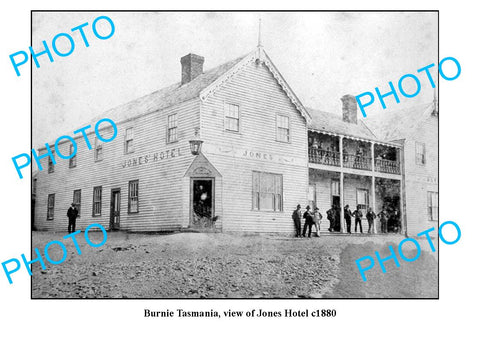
[200,61,309,233]
[403,114,438,235]
[34,98,200,232]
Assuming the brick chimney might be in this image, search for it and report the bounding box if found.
[180,53,204,85]
[341,94,358,124]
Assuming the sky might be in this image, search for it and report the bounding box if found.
[32,11,438,148]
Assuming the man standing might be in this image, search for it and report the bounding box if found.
[366,207,377,234]
[334,205,341,231]
[390,208,400,233]
[326,205,336,232]
[292,204,302,237]
[378,208,388,233]
[353,205,363,233]
[302,205,314,238]
[313,207,322,237]
[67,203,79,233]
[344,204,352,234]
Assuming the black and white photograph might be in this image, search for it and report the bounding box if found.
[31,11,438,299]
[2,1,479,339]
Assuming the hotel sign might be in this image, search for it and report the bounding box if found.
[203,145,306,167]
[121,147,183,168]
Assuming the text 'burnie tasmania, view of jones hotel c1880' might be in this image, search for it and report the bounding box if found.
[32,28,438,237]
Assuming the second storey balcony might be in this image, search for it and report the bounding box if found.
[308,148,372,170]
[343,153,372,170]
[374,158,401,174]
[308,131,401,176]
[308,148,341,167]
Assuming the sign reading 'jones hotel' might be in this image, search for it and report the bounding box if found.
[121,147,182,168]
[121,146,306,169]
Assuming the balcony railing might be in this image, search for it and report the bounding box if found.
[308,148,340,167]
[375,158,401,174]
[309,148,401,175]
[343,153,372,170]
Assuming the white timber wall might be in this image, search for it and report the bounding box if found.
[34,98,200,232]
[403,113,439,235]
[200,61,309,233]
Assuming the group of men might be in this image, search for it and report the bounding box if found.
[292,203,400,237]
[291,204,322,237]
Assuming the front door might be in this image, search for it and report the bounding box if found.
[110,188,121,230]
[190,178,214,228]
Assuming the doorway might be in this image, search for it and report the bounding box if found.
[190,178,214,228]
[331,179,341,232]
[110,188,121,230]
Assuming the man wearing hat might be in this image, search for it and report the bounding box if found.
[353,205,363,233]
[292,204,302,237]
[344,204,353,234]
[313,207,323,236]
[302,205,314,238]
[67,203,79,233]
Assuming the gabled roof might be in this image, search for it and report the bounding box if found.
[307,107,378,142]
[365,102,435,142]
[184,153,222,178]
[88,54,248,126]
[89,47,311,127]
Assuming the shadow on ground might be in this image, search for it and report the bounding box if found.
[324,242,438,298]
[31,232,438,299]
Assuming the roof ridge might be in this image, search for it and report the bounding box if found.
[103,54,250,117]
[85,53,250,129]
[365,101,435,141]
[306,106,378,141]
[359,119,379,140]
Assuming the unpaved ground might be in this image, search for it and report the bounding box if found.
[31,231,438,298]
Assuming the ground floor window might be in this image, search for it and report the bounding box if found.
[252,171,283,211]
[73,189,81,217]
[47,194,55,220]
[427,191,438,221]
[92,186,102,216]
[356,188,369,214]
[128,180,139,213]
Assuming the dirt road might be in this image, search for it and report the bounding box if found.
[31,231,438,298]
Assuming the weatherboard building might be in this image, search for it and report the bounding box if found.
[33,45,437,235]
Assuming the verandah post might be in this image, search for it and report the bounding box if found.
[371,142,376,234]
[339,136,344,233]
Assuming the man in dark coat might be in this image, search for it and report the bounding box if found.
[302,205,314,237]
[292,204,302,237]
[366,207,377,234]
[326,205,336,232]
[352,205,363,233]
[67,203,79,233]
[344,204,352,234]
[334,206,341,231]
[390,209,400,233]
[378,208,388,233]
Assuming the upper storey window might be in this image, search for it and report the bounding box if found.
[48,151,55,173]
[69,144,77,168]
[167,114,178,143]
[225,103,240,132]
[415,142,426,165]
[276,114,290,143]
[125,127,134,154]
[94,136,103,161]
